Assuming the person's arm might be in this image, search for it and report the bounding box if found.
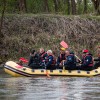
[28,56,33,66]
[56,56,60,65]
[94,57,100,61]
[46,56,53,67]
[64,57,68,65]
[43,53,48,59]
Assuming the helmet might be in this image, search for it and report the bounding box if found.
[60,47,66,51]
[82,49,89,53]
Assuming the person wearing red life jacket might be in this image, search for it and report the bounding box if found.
[45,50,56,70]
[56,47,66,68]
[94,46,100,69]
[39,48,47,61]
[38,48,48,67]
[80,49,94,71]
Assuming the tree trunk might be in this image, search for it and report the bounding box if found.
[92,0,100,15]
[77,0,81,14]
[18,0,27,13]
[0,0,6,39]
[84,0,87,13]
[53,0,59,12]
[24,0,27,12]
[67,0,70,15]
[71,0,76,15]
[44,0,49,12]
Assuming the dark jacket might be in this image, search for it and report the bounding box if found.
[64,54,76,68]
[81,54,93,67]
[57,53,66,65]
[28,54,40,67]
[94,57,100,68]
[45,55,56,69]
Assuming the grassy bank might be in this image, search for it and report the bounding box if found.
[0,14,100,64]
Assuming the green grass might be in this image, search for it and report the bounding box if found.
[0,13,100,20]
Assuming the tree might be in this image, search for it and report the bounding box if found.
[53,0,62,13]
[84,0,87,13]
[67,0,70,15]
[71,0,76,15]
[92,0,100,15]
[44,0,49,12]
[53,0,59,12]
[0,0,6,39]
[77,0,82,14]
[18,0,27,13]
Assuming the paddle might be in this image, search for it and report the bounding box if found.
[45,69,51,78]
[60,40,68,48]
[75,55,82,63]
[62,60,65,71]
[43,61,51,78]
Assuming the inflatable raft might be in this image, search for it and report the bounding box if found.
[4,61,100,77]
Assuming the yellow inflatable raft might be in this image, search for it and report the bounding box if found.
[4,61,100,77]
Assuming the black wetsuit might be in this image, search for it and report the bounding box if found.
[94,57,100,69]
[64,54,77,70]
[28,54,40,69]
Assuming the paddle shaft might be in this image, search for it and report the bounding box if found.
[44,62,51,78]
[75,55,82,63]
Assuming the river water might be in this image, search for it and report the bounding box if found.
[0,68,100,100]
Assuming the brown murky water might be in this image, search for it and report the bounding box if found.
[0,68,100,100]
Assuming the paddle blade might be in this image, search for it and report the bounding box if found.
[46,70,51,78]
[60,41,68,48]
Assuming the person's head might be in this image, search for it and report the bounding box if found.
[70,51,74,55]
[47,50,53,56]
[60,47,66,54]
[31,50,35,54]
[82,49,89,56]
[30,49,36,56]
[65,50,70,56]
[39,48,45,54]
[98,46,100,48]
[98,54,100,57]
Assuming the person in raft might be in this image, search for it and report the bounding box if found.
[56,47,66,69]
[64,50,77,70]
[80,49,94,71]
[28,50,40,69]
[38,48,48,67]
[45,50,56,70]
[94,46,100,69]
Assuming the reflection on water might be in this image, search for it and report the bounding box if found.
[0,69,100,100]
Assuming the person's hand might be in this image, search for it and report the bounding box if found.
[59,63,63,67]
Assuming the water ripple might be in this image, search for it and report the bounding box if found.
[0,73,100,100]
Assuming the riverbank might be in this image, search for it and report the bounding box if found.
[0,14,100,64]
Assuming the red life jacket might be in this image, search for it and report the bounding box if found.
[83,54,94,67]
[52,56,56,66]
[40,52,47,61]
